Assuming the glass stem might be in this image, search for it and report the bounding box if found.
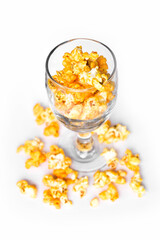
[75,133,95,159]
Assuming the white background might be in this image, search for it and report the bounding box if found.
[0,0,160,239]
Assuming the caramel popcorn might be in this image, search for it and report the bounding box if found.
[17,137,46,169]
[99,183,119,201]
[42,175,71,208]
[93,170,110,188]
[73,176,89,197]
[90,197,99,207]
[129,171,145,197]
[101,148,119,169]
[48,46,115,120]
[33,103,59,137]
[120,149,140,172]
[94,122,130,144]
[17,180,37,198]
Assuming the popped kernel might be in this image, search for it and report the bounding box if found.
[99,183,119,201]
[17,180,37,198]
[105,170,126,184]
[73,176,89,197]
[95,122,130,144]
[129,171,145,197]
[101,148,119,169]
[17,137,46,169]
[42,176,71,208]
[33,103,59,137]
[46,145,71,170]
[93,170,110,188]
[120,149,140,172]
[90,197,99,207]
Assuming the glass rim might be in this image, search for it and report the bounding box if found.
[45,38,117,92]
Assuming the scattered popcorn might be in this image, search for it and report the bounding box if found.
[94,122,130,144]
[129,171,145,197]
[17,137,46,169]
[101,148,119,169]
[33,103,59,137]
[120,149,140,172]
[99,183,119,201]
[17,180,37,198]
[93,170,110,188]
[90,197,99,207]
[73,176,89,197]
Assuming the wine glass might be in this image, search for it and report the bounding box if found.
[45,38,117,172]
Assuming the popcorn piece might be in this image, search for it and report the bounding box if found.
[95,122,130,144]
[101,148,119,169]
[33,103,59,137]
[17,137,44,155]
[93,170,110,188]
[46,145,71,170]
[99,183,119,201]
[44,121,59,137]
[17,180,37,198]
[129,171,145,197]
[42,176,71,208]
[90,197,99,207]
[73,176,89,197]
[120,149,140,172]
[105,170,126,184]
[17,137,46,169]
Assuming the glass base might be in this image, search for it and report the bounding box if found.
[58,130,106,172]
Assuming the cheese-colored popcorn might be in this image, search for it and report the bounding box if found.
[46,145,71,170]
[101,148,119,169]
[33,103,59,137]
[73,176,89,197]
[129,171,145,197]
[99,183,119,201]
[25,150,46,169]
[17,180,37,198]
[105,170,126,184]
[48,46,115,120]
[43,176,71,208]
[90,197,99,207]
[93,170,110,188]
[17,137,44,155]
[17,137,46,169]
[120,149,140,172]
[94,122,130,144]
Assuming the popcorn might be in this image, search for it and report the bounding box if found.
[129,171,145,197]
[48,46,115,120]
[99,183,119,201]
[93,170,110,188]
[73,176,89,197]
[120,149,140,172]
[33,103,59,137]
[42,175,71,208]
[17,137,46,169]
[17,180,37,198]
[94,122,130,144]
[101,148,119,169]
[90,197,99,207]
[105,170,126,184]
[46,145,78,181]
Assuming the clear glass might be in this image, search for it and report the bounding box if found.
[45,38,118,172]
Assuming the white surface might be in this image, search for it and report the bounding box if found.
[0,0,160,239]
